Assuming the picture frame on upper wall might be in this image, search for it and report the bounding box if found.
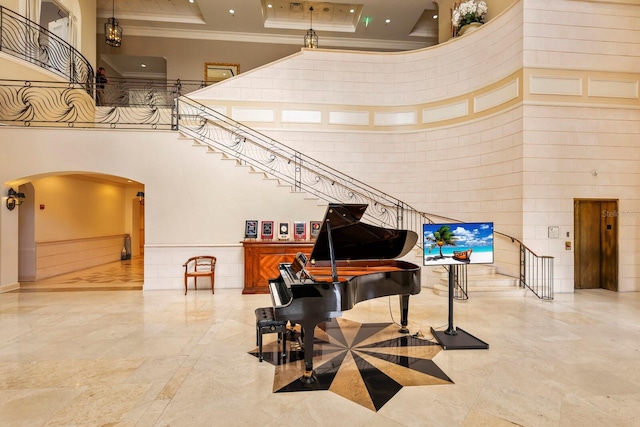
[205,63,240,83]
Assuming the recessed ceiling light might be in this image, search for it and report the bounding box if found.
[268,3,273,8]
[141,63,146,68]
[349,9,354,13]
[433,14,438,19]
[189,0,194,3]
[229,9,235,15]
[385,19,391,24]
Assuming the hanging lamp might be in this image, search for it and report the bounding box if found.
[303,6,318,48]
[105,0,122,47]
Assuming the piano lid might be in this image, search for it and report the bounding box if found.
[309,204,418,262]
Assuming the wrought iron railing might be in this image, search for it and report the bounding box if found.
[174,97,554,300]
[520,241,554,300]
[0,79,203,129]
[450,265,469,300]
[174,96,421,230]
[0,78,554,299]
[97,78,208,108]
[0,6,93,91]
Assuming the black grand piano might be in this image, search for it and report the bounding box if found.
[268,203,421,383]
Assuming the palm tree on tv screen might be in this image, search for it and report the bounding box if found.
[426,225,457,259]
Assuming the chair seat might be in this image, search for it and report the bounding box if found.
[187,271,213,277]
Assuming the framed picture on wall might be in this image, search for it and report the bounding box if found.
[310,221,322,240]
[293,221,306,240]
[261,220,274,240]
[204,62,240,83]
[277,221,290,240]
[245,220,258,239]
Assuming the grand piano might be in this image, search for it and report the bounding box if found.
[268,203,421,383]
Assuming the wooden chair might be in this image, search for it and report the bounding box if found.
[183,256,216,294]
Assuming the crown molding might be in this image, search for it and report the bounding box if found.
[96,12,206,25]
[115,26,432,51]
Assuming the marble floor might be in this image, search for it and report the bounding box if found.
[1,261,640,426]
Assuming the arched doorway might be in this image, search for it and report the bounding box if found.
[12,173,144,289]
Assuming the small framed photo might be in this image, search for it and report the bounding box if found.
[245,220,258,239]
[277,221,290,240]
[310,221,322,240]
[261,220,274,240]
[293,221,306,240]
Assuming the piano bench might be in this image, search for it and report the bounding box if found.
[255,307,287,362]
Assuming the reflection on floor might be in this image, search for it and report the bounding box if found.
[250,318,452,411]
[3,262,640,425]
[17,257,144,292]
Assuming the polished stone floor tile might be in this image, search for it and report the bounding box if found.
[1,261,640,426]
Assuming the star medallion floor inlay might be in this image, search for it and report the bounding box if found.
[249,317,453,411]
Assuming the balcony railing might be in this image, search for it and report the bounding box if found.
[0,6,93,91]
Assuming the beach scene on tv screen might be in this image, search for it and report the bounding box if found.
[423,222,494,266]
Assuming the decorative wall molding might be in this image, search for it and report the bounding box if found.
[231,107,275,123]
[373,111,417,127]
[530,75,582,96]
[36,235,126,280]
[329,110,370,126]
[423,101,468,124]
[474,79,520,113]
[282,109,322,124]
[588,78,639,99]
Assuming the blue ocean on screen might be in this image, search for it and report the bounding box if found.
[422,222,494,266]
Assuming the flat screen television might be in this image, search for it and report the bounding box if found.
[423,222,494,266]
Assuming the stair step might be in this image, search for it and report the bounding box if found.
[439,274,518,287]
[432,264,521,297]
[435,265,497,277]
[433,283,525,297]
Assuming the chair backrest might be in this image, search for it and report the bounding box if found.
[185,256,216,272]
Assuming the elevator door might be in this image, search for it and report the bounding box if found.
[574,199,618,291]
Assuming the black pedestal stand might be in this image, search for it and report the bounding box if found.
[431,266,489,350]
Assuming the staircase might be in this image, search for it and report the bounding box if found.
[431,264,521,298]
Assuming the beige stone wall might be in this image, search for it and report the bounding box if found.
[188,0,640,293]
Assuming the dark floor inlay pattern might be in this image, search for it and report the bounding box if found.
[249,317,453,411]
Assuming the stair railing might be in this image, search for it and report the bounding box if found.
[174,95,554,300]
[174,95,415,229]
[450,265,469,300]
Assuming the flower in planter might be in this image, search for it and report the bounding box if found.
[452,0,488,35]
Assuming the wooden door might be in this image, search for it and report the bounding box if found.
[574,199,618,291]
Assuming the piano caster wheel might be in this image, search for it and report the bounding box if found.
[300,371,316,385]
[399,326,409,334]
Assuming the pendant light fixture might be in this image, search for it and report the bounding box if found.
[105,0,122,47]
[303,6,318,49]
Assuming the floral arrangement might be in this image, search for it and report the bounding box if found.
[452,0,488,34]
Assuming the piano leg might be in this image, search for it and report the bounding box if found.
[300,321,318,384]
[399,294,410,333]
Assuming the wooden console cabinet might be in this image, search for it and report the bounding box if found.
[242,240,314,294]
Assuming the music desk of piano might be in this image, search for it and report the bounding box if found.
[268,204,421,384]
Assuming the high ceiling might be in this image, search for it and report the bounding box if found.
[96,0,440,51]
